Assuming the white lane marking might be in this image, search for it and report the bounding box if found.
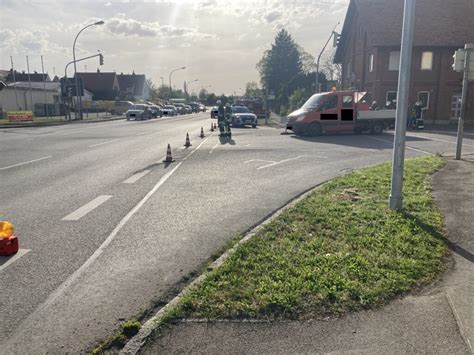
[245,159,276,164]
[0,156,53,171]
[405,133,474,147]
[0,249,31,272]
[88,139,119,148]
[423,130,474,137]
[209,141,220,154]
[62,195,113,221]
[257,155,325,170]
[18,135,211,329]
[123,170,151,184]
[368,136,431,155]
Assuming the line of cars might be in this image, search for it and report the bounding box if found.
[125,101,206,121]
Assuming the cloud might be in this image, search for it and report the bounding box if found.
[0,28,67,56]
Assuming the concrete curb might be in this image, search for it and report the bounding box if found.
[0,116,124,129]
[120,177,339,354]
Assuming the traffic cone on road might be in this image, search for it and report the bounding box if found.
[210,123,214,132]
[200,127,205,138]
[163,144,175,163]
[184,133,192,147]
[0,221,19,256]
[213,122,217,130]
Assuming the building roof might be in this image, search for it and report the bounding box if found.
[6,82,59,92]
[5,70,51,83]
[116,73,147,97]
[335,0,474,62]
[75,71,119,93]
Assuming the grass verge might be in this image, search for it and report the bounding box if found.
[90,320,141,354]
[175,156,448,320]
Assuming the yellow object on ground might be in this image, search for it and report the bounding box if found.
[0,221,15,239]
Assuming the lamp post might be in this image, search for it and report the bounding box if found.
[73,20,104,119]
[187,79,198,95]
[168,66,186,101]
[315,22,340,93]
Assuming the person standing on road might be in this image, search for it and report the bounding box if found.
[217,100,225,134]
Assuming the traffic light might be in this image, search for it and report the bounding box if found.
[333,31,341,47]
[99,53,104,66]
[452,49,465,72]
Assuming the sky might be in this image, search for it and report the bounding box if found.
[0,0,348,95]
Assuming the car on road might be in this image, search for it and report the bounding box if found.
[110,101,134,115]
[125,104,153,120]
[188,102,200,113]
[210,106,218,118]
[162,105,177,116]
[231,106,258,128]
[149,104,163,118]
[199,104,207,112]
[174,103,187,115]
[183,105,193,114]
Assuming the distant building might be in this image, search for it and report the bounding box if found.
[5,69,51,83]
[334,0,474,125]
[75,70,120,101]
[0,82,60,115]
[117,72,150,101]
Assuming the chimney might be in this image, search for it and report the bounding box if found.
[97,68,100,73]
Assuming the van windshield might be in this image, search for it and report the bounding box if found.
[301,94,324,110]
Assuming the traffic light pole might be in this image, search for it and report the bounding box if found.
[455,44,473,160]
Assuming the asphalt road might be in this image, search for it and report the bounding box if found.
[1,114,473,353]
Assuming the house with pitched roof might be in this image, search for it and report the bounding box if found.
[75,70,120,101]
[117,72,150,101]
[334,0,474,125]
[5,70,51,83]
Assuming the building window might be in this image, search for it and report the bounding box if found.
[389,51,400,71]
[421,51,433,70]
[346,62,352,79]
[451,94,462,119]
[386,91,397,107]
[369,54,374,72]
[417,91,430,109]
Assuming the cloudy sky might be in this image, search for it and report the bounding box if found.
[0,0,348,95]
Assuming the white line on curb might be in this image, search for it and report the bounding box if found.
[89,139,119,148]
[368,136,431,155]
[0,249,31,272]
[123,170,151,184]
[62,195,113,221]
[0,156,52,171]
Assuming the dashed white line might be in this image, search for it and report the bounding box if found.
[406,133,474,147]
[257,155,320,170]
[0,249,31,272]
[209,141,220,154]
[368,136,431,155]
[88,139,119,148]
[0,156,53,171]
[123,170,151,184]
[62,195,113,221]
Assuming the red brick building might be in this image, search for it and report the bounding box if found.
[334,0,474,125]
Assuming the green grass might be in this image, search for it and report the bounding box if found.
[176,156,448,320]
[89,319,141,354]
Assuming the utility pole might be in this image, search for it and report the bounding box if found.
[315,22,340,93]
[455,44,474,160]
[389,0,416,211]
[10,57,19,110]
[41,55,50,119]
[26,56,34,112]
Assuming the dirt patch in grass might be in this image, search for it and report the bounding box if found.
[176,156,448,320]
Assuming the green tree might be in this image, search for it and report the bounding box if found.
[244,81,263,98]
[147,78,159,101]
[198,88,209,102]
[257,29,302,97]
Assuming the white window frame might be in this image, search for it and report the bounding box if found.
[421,51,433,70]
[389,51,400,71]
[369,54,374,72]
[417,91,430,109]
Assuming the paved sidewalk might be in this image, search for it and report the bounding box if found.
[139,157,474,354]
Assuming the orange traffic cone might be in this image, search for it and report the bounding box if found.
[200,127,205,138]
[0,221,19,256]
[184,133,192,147]
[163,144,175,163]
[211,123,214,132]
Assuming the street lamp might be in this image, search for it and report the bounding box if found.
[168,66,186,100]
[73,20,104,119]
[187,79,198,95]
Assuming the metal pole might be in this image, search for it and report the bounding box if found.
[41,55,49,119]
[455,44,473,160]
[10,56,19,110]
[389,0,416,211]
[315,23,339,93]
[26,56,34,112]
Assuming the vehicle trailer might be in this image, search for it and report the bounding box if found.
[286,90,396,136]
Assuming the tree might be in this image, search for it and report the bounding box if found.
[147,78,159,101]
[296,44,317,74]
[244,81,262,98]
[257,29,303,97]
[320,48,342,85]
[198,88,209,102]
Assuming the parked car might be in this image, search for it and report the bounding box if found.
[126,104,153,120]
[162,105,177,116]
[231,106,258,128]
[210,106,218,118]
[199,104,207,112]
[183,105,193,114]
[188,102,200,113]
[110,101,134,115]
[149,104,162,118]
[174,103,186,114]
